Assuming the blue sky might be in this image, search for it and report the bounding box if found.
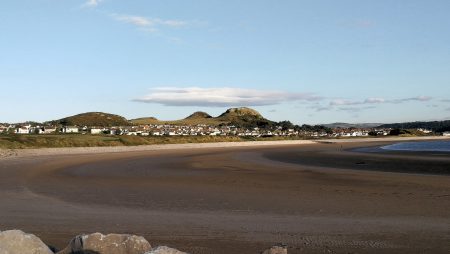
[1,0,449,124]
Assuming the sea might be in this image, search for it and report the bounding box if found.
[381,140,450,152]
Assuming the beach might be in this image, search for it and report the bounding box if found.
[1,137,450,253]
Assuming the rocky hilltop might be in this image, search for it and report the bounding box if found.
[218,107,263,118]
[131,107,274,128]
[0,230,288,254]
[184,111,212,119]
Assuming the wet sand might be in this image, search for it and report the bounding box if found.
[1,140,450,253]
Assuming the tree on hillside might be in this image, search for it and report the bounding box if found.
[278,121,295,131]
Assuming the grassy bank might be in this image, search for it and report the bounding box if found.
[0,134,310,149]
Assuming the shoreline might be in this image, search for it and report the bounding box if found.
[0,136,448,160]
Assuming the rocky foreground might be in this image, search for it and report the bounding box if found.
[0,230,287,254]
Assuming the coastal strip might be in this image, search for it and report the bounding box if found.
[0,136,448,160]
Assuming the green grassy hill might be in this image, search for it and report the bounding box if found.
[51,112,131,127]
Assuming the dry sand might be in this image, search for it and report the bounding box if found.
[1,137,450,253]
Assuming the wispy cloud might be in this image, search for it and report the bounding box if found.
[135,88,434,113]
[364,97,386,104]
[83,0,103,8]
[391,96,432,103]
[134,87,322,107]
[337,106,376,112]
[329,96,431,107]
[330,99,362,106]
[312,95,432,113]
[112,14,187,32]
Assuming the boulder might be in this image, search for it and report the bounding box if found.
[57,233,151,254]
[261,245,288,254]
[0,230,54,254]
[145,246,188,254]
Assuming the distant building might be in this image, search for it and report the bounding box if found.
[443,131,450,137]
[417,128,432,134]
[15,126,31,134]
[62,126,79,133]
[90,128,103,135]
[37,127,57,134]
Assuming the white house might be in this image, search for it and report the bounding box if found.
[37,127,57,134]
[418,128,432,134]
[443,131,450,136]
[15,126,31,134]
[90,128,103,135]
[62,126,79,133]
[108,129,118,135]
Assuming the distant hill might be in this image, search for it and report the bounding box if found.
[130,107,274,128]
[217,107,262,120]
[215,107,273,128]
[52,112,131,127]
[130,117,160,125]
[379,120,450,132]
[322,122,383,129]
[185,111,212,120]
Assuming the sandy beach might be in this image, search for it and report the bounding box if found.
[1,137,450,253]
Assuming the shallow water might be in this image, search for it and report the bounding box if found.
[381,140,450,152]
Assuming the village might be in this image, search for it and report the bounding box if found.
[1,122,442,138]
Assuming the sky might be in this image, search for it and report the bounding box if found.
[1,0,450,124]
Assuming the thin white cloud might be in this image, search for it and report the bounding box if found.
[330,96,432,107]
[330,99,361,106]
[115,15,153,27]
[134,87,322,107]
[364,97,385,104]
[312,95,433,112]
[83,0,103,7]
[337,106,376,112]
[314,106,333,112]
[112,14,187,32]
[391,96,432,103]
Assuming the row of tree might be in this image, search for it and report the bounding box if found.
[379,120,450,133]
[226,119,332,133]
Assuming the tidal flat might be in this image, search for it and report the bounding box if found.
[1,139,450,253]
